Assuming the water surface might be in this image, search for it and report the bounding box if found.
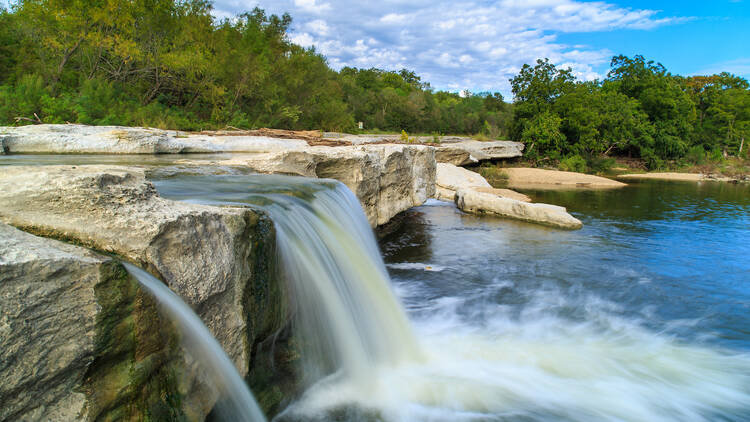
[379,180,750,421]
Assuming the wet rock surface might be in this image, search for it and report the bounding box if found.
[0,165,283,382]
[0,223,194,421]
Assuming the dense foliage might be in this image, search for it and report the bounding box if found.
[0,0,509,135]
[1,0,748,169]
[511,57,750,168]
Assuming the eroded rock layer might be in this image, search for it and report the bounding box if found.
[0,223,202,421]
[0,166,284,392]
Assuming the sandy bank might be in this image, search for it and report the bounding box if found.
[618,172,737,182]
[501,167,626,190]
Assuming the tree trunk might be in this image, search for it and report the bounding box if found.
[52,38,83,86]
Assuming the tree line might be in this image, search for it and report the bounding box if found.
[0,0,510,136]
[511,57,750,169]
[1,0,748,169]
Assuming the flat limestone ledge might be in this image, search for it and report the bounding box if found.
[434,140,524,166]
[618,172,740,182]
[0,223,195,421]
[204,143,437,227]
[435,163,530,202]
[0,165,284,383]
[0,124,309,154]
[455,189,583,230]
[502,167,626,190]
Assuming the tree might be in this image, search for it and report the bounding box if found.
[510,58,575,141]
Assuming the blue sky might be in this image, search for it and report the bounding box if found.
[211,0,749,96]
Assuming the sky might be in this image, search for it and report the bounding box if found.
[209,0,749,97]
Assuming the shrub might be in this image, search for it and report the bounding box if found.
[559,155,587,173]
[586,155,616,173]
[685,145,706,165]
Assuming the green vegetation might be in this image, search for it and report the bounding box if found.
[1,1,748,174]
[511,57,750,171]
[0,0,509,135]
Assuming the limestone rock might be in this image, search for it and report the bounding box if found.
[0,223,189,421]
[435,162,492,201]
[218,144,436,227]
[434,140,524,166]
[436,162,492,191]
[0,165,283,384]
[455,189,583,230]
[472,186,532,202]
[0,124,309,154]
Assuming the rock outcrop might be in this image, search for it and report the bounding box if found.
[0,165,283,392]
[501,167,626,189]
[209,144,436,227]
[434,140,524,166]
[0,223,196,421]
[435,162,493,201]
[0,124,309,154]
[455,189,583,230]
[472,186,531,203]
[1,125,437,228]
[435,163,581,229]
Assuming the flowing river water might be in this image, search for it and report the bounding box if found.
[3,155,749,421]
[153,173,750,422]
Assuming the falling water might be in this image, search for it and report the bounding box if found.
[123,263,267,422]
[154,174,421,382]
[154,174,750,422]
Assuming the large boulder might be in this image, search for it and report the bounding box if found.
[0,124,309,154]
[455,189,583,230]
[217,144,436,227]
[435,163,581,229]
[434,140,524,166]
[0,165,283,389]
[0,223,199,421]
[435,162,492,201]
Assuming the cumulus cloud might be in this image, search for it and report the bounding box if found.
[212,0,683,95]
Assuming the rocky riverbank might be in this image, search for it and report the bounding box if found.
[435,163,583,229]
[1,124,580,420]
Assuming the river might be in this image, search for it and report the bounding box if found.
[378,180,750,421]
[3,154,749,421]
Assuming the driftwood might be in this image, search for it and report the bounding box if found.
[14,113,43,124]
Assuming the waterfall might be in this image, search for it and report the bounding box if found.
[153,174,750,422]
[154,174,422,382]
[123,263,267,422]
[259,179,422,382]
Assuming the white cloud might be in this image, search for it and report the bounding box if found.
[380,13,408,25]
[212,0,684,96]
[290,32,315,47]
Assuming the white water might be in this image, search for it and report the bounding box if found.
[123,263,267,422]
[152,174,750,422]
[256,182,422,383]
[264,184,750,422]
